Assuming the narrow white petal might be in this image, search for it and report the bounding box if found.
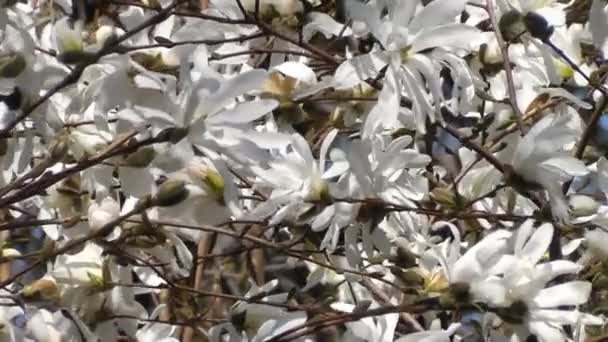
[521,223,553,265]
[533,281,592,308]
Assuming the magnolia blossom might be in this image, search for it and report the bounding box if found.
[211,280,307,342]
[335,0,481,132]
[507,113,588,223]
[2,0,608,341]
[490,220,601,341]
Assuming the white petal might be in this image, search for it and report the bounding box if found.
[521,223,553,265]
[312,205,335,232]
[542,157,588,177]
[120,167,155,198]
[244,132,292,149]
[408,0,467,34]
[275,62,317,85]
[528,321,566,342]
[206,99,277,124]
[535,260,582,280]
[533,281,592,308]
[206,69,269,114]
[319,129,338,174]
[530,309,599,325]
[334,51,388,89]
[590,0,608,55]
[514,219,535,255]
[255,311,307,341]
[395,331,451,342]
[303,11,352,41]
[411,24,481,53]
[597,157,608,193]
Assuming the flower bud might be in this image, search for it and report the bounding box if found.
[86,271,106,291]
[124,147,156,168]
[48,134,70,163]
[95,25,118,48]
[57,50,96,65]
[157,126,189,144]
[495,300,528,324]
[153,179,189,207]
[205,169,225,202]
[20,279,60,302]
[0,53,26,78]
[390,267,425,286]
[499,10,526,43]
[439,282,470,308]
[0,140,7,157]
[0,248,20,258]
[389,246,417,269]
[430,187,457,208]
[524,11,554,41]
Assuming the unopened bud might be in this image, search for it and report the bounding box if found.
[495,300,528,324]
[390,246,417,268]
[39,239,56,258]
[499,10,526,43]
[524,11,554,41]
[124,147,156,168]
[390,267,424,286]
[0,248,20,258]
[57,50,96,64]
[430,187,457,208]
[86,271,105,291]
[157,126,189,144]
[439,282,470,308]
[0,53,26,78]
[154,179,189,207]
[49,134,70,162]
[205,169,225,201]
[0,140,7,156]
[20,279,60,302]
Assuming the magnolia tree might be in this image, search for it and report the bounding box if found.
[4,0,608,341]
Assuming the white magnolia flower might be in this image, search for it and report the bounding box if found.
[153,157,236,241]
[212,280,308,342]
[24,308,81,342]
[249,129,347,226]
[490,220,602,341]
[416,225,511,305]
[335,0,482,132]
[507,113,588,223]
[50,242,104,287]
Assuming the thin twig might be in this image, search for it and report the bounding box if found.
[486,0,526,135]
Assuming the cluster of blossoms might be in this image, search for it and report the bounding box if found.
[3,0,608,340]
